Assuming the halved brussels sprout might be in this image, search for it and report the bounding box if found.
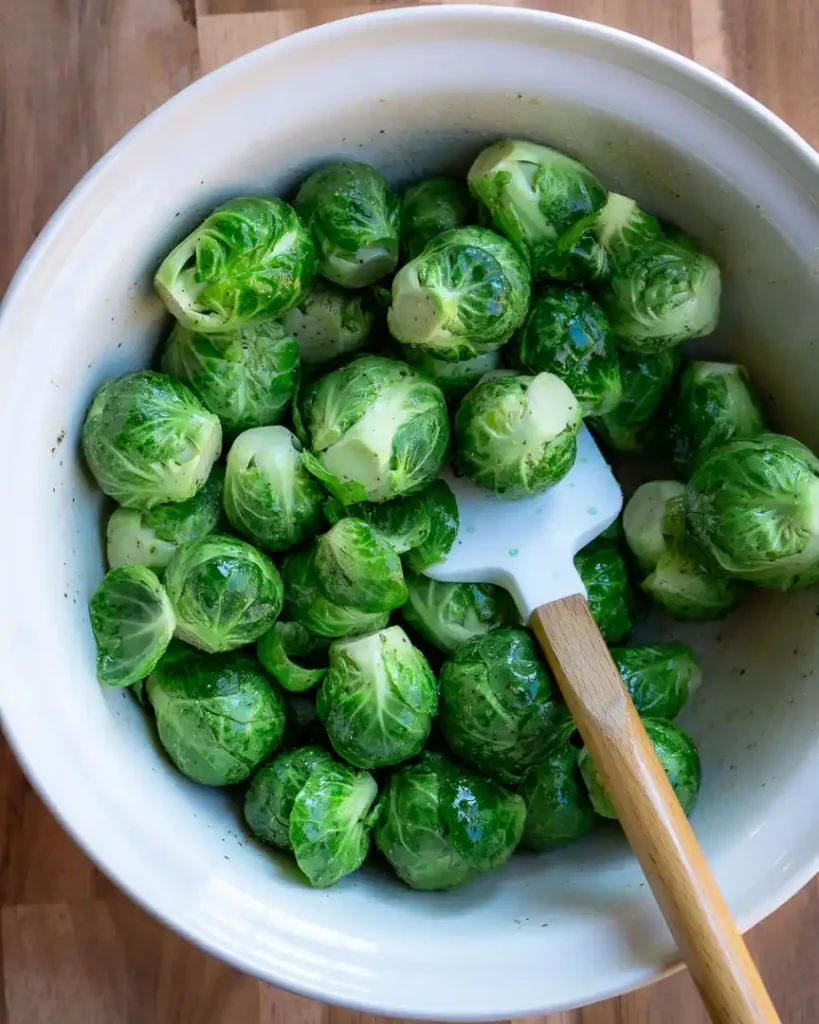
[579,718,701,818]
[294,162,400,288]
[623,480,686,572]
[611,643,702,719]
[299,355,450,504]
[686,433,819,590]
[82,371,222,510]
[510,284,622,416]
[317,625,438,768]
[160,320,299,433]
[401,178,476,262]
[155,196,316,331]
[375,751,526,890]
[164,534,283,653]
[387,226,531,361]
[256,621,328,693]
[281,279,376,366]
[146,644,286,785]
[589,348,681,452]
[455,371,581,500]
[89,566,175,687]
[467,139,608,281]
[289,761,379,888]
[518,744,595,852]
[439,628,572,784]
[106,466,224,572]
[244,746,334,849]
[400,347,503,403]
[400,576,519,655]
[223,426,325,553]
[574,540,634,643]
[668,361,767,475]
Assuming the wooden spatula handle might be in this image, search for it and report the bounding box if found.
[531,594,780,1024]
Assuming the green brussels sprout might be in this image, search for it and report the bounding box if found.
[375,751,526,890]
[439,628,572,784]
[574,540,634,643]
[510,285,622,417]
[82,371,222,510]
[455,371,581,500]
[223,426,325,553]
[289,760,379,888]
[401,479,460,573]
[160,320,299,433]
[317,626,437,768]
[686,433,819,589]
[467,139,608,281]
[154,196,316,331]
[667,361,767,475]
[623,480,687,572]
[589,348,681,452]
[518,744,595,852]
[244,746,334,849]
[294,162,400,288]
[106,466,224,572]
[257,621,328,693]
[164,534,283,653]
[401,178,476,262]
[579,718,701,818]
[387,226,531,361]
[89,566,176,686]
[281,279,376,366]
[400,576,519,655]
[299,355,450,504]
[400,347,503,402]
[611,643,702,719]
[599,233,721,354]
[589,192,663,275]
[146,644,286,785]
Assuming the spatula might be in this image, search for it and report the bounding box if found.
[426,425,780,1024]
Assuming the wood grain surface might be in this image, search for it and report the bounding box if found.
[1,1,818,1022]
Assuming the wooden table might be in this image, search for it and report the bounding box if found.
[2,1,819,1021]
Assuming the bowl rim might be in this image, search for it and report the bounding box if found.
[2,5,819,1019]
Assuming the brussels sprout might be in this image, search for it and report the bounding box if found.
[439,628,572,784]
[510,285,622,416]
[589,348,681,452]
[574,540,634,643]
[667,361,767,475]
[455,372,581,500]
[590,192,663,275]
[375,751,526,890]
[600,233,721,353]
[160,321,299,433]
[387,227,531,361]
[82,371,222,510]
[164,534,283,653]
[146,645,286,785]
[611,643,702,719]
[89,566,176,686]
[467,139,608,281]
[623,480,686,572]
[281,280,376,366]
[686,433,819,590]
[223,426,325,553]
[518,744,595,852]
[155,196,316,331]
[579,718,701,818]
[400,576,519,655]
[244,746,334,849]
[106,466,224,572]
[401,178,476,262]
[257,621,327,693]
[400,347,503,402]
[300,355,450,504]
[317,626,437,768]
[402,480,460,573]
[289,761,379,888]
[294,162,400,288]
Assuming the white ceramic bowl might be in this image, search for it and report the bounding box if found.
[2,6,819,1019]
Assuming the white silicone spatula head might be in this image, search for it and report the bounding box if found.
[425,425,623,616]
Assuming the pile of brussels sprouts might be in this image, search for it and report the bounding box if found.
[83,139,819,891]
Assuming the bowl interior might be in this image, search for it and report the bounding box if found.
[2,9,819,1020]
